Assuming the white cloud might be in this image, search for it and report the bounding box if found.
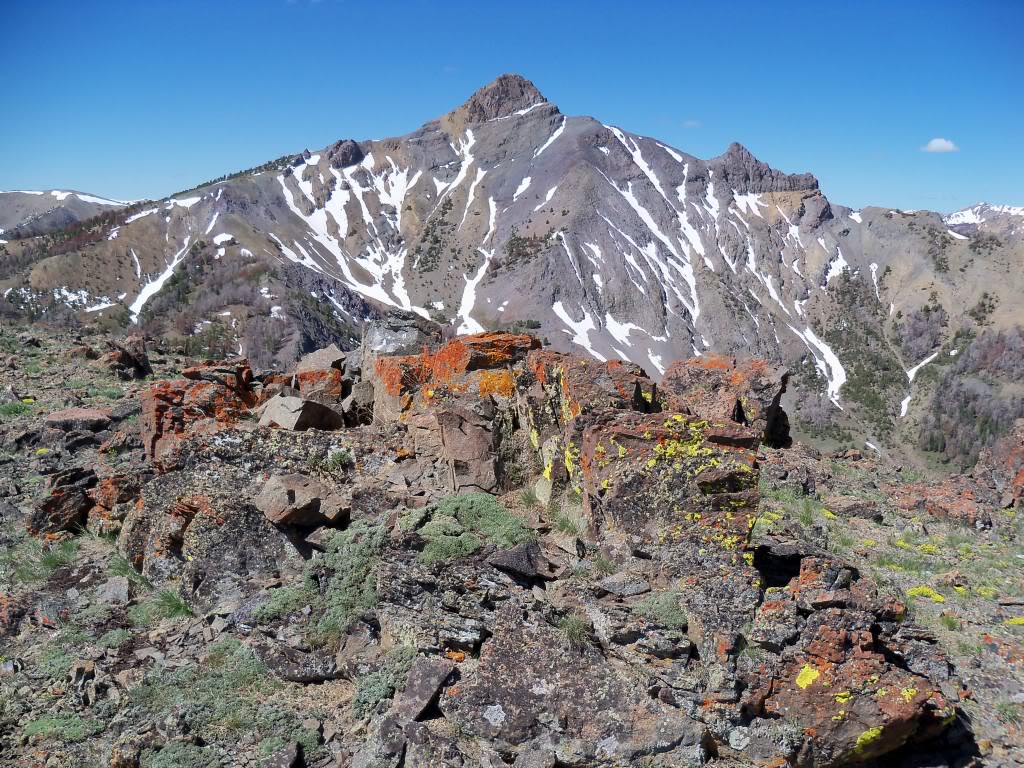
[682,119,702,129]
[921,137,959,153]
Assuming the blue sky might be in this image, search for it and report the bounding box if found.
[2,0,1020,212]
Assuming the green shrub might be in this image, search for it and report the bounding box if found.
[23,714,101,743]
[109,553,153,589]
[130,588,194,625]
[996,700,1023,725]
[98,628,131,649]
[636,589,688,629]
[1,537,78,586]
[327,447,355,471]
[0,402,32,418]
[401,493,533,564]
[132,638,281,744]
[35,648,74,679]
[90,386,124,400]
[306,525,386,646]
[257,524,386,646]
[592,554,617,577]
[551,507,586,536]
[352,645,417,719]
[142,742,221,768]
[252,585,314,623]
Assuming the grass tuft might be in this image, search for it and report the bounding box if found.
[558,614,591,651]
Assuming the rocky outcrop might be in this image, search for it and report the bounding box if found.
[577,409,760,541]
[441,600,711,765]
[710,141,819,194]
[974,418,1024,510]
[0,327,986,767]
[100,335,152,379]
[139,359,256,470]
[29,466,97,535]
[444,73,551,128]
[119,487,303,613]
[660,355,791,448]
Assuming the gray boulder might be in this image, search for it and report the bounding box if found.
[295,343,346,374]
[254,473,348,527]
[258,395,345,431]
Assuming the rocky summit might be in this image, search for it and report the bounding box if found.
[1,316,1022,768]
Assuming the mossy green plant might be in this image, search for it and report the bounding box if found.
[23,714,102,743]
[401,493,533,564]
[253,524,385,649]
[352,644,417,719]
[98,628,131,649]
[635,589,687,629]
[141,742,222,768]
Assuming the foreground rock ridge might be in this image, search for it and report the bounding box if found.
[4,74,1024,468]
[3,319,1022,767]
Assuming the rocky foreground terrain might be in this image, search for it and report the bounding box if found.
[1,314,1023,768]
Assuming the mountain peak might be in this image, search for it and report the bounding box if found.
[711,141,819,194]
[444,74,552,129]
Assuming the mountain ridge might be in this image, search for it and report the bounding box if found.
[2,74,1023,468]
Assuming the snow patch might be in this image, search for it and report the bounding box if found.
[455,248,495,335]
[788,325,847,406]
[534,116,566,158]
[534,186,558,212]
[129,238,193,323]
[512,176,531,202]
[553,301,606,361]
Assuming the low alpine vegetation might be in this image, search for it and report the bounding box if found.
[400,492,534,564]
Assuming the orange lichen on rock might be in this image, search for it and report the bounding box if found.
[477,368,516,398]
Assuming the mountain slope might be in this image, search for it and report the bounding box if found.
[3,74,1023,462]
[0,189,127,239]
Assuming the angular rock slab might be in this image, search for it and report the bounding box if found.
[258,395,345,431]
[254,473,348,526]
[577,409,760,547]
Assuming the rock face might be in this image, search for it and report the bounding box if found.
[975,418,1024,509]
[140,360,256,470]
[441,600,710,764]
[29,467,97,534]
[660,355,790,448]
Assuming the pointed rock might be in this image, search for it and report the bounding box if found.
[443,73,553,129]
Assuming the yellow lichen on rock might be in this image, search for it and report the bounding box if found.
[796,664,820,689]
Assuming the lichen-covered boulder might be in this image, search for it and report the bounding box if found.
[440,601,711,764]
[140,360,256,470]
[576,410,760,544]
[660,355,790,448]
